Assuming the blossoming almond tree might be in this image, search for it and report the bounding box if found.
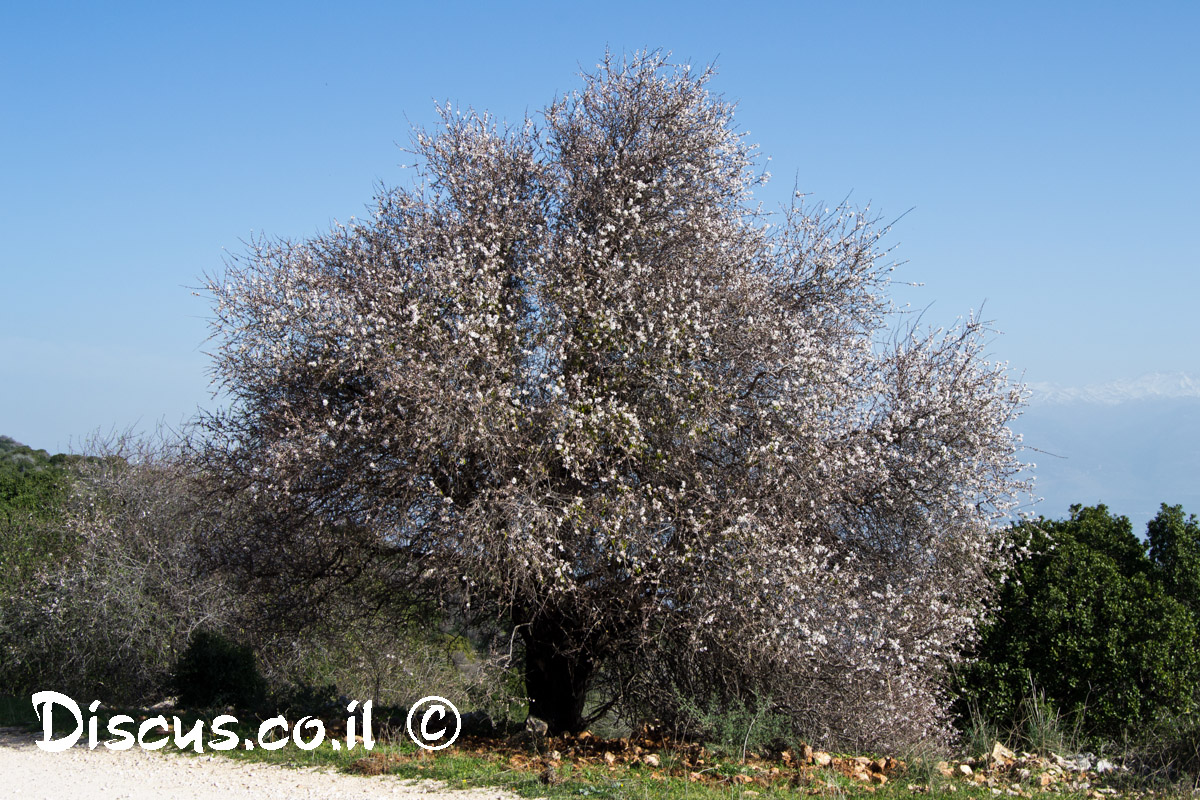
[200,51,1028,743]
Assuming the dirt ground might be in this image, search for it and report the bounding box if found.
[0,726,520,800]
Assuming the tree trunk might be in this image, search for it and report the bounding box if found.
[520,616,594,734]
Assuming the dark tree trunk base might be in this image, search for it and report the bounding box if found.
[521,617,594,734]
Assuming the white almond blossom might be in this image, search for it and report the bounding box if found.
[200,51,1028,746]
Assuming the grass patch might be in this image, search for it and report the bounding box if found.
[179,727,1106,800]
[0,694,39,728]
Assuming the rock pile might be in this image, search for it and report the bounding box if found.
[930,742,1125,797]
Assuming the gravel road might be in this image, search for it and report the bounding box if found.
[0,727,521,800]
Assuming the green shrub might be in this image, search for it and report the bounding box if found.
[0,450,73,592]
[956,505,1200,744]
[1148,504,1200,616]
[173,630,265,709]
[657,688,800,759]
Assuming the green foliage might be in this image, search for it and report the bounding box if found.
[0,438,69,524]
[1148,503,1200,616]
[173,630,266,709]
[0,694,40,727]
[0,462,64,520]
[0,435,51,466]
[0,437,75,593]
[668,691,798,760]
[0,435,89,482]
[957,504,1200,744]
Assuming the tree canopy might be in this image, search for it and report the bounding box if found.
[200,52,1027,745]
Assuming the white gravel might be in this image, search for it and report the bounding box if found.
[0,727,522,800]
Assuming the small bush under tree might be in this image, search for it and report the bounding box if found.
[173,629,265,709]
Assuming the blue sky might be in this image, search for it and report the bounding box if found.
[3,2,1198,518]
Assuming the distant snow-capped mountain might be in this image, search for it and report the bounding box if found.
[1028,372,1200,406]
[1013,372,1200,532]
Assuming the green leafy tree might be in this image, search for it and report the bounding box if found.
[958,504,1200,743]
[1148,503,1200,615]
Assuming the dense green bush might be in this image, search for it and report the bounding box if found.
[956,504,1200,744]
[0,460,65,521]
[0,441,73,591]
[1148,504,1200,616]
[173,630,265,709]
